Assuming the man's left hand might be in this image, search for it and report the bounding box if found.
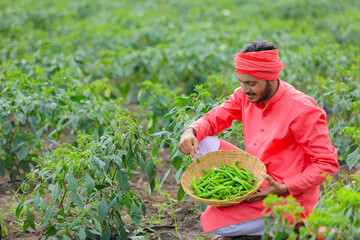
[246,173,289,202]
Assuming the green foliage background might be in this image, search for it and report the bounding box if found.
[1,0,359,95]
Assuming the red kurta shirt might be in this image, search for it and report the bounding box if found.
[189,79,339,233]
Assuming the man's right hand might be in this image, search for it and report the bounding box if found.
[177,128,200,161]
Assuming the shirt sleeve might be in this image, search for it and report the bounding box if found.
[283,107,339,196]
[189,88,244,142]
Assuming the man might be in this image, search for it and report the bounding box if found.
[177,40,339,240]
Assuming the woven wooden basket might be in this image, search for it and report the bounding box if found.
[181,150,266,207]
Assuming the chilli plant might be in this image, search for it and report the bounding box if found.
[262,174,360,240]
[153,84,244,200]
[315,61,360,167]
[15,112,157,240]
[0,68,122,180]
[340,125,360,169]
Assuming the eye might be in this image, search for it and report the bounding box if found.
[248,82,256,87]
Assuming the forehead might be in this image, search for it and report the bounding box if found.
[236,73,261,82]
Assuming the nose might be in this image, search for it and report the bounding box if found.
[241,84,251,93]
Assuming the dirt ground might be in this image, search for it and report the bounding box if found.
[0,148,359,240]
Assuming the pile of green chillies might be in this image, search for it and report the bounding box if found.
[191,161,256,200]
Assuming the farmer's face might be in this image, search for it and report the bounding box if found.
[237,74,275,106]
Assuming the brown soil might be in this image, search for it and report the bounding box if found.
[0,148,359,240]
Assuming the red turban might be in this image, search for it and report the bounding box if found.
[234,49,285,80]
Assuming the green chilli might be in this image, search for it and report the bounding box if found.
[191,161,256,200]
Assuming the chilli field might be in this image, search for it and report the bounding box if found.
[0,0,360,239]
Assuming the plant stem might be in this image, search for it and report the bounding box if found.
[60,184,67,212]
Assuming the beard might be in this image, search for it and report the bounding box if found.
[246,81,272,103]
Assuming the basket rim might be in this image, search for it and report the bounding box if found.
[181,150,266,207]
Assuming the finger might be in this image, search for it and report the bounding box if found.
[247,191,267,202]
[261,172,275,184]
[179,139,192,154]
[178,144,186,154]
[246,194,256,201]
[190,147,196,161]
[193,139,199,155]
[247,192,260,201]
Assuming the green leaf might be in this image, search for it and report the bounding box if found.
[18,160,31,173]
[10,141,24,154]
[136,153,146,172]
[117,170,130,191]
[130,203,142,226]
[0,160,5,177]
[139,197,147,215]
[42,205,56,227]
[71,115,80,129]
[177,186,185,201]
[15,111,26,123]
[42,104,52,120]
[106,137,114,154]
[70,95,86,102]
[146,160,156,191]
[146,160,156,183]
[88,229,101,236]
[112,154,123,168]
[101,225,111,240]
[92,217,102,234]
[95,184,108,191]
[118,223,128,240]
[345,148,360,170]
[26,210,36,230]
[90,155,106,172]
[91,129,99,141]
[174,96,192,106]
[339,98,349,111]
[79,228,87,240]
[159,167,172,191]
[126,142,135,169]
[22,103,35,114]
[171,149,183,170]
[15,201,24,221]
[85,173,95,195]
[62,236,72,240]
[109,194,123,210]
[39,198,47,212]
[71,191,84,208]
[44,224,57,237]
[67,172,77,193]
[97,199,109,220]
[13,134,28,148]
[151,146,158,158]
[175,166,186,183]
[18,146,29,161]
[119,82,130,99]
[68,215,81,230]
[1,120,12,134]
[33,191,41,211]
[51,182,61,203]
[196,102,206,114]
[28,115,41,131]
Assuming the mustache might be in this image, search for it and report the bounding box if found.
[246,93,256,96]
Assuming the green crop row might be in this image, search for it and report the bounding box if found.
[1,0,359,100]
[15,114,157,239]
[0,68,123,180]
